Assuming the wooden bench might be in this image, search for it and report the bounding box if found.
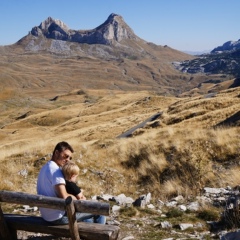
[0,190,120,240]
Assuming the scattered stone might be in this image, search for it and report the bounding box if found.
[171,195,184,202]
[107,219,121,226]
[18,169,28,177]
[204,187,229,195]
[156,209,162,214]
[112,205,121,215]
[178,204,187,211]
[114,194,134,206]
[179,223,193,230]
[161,221,172,229]
[147,204,155,209]
[165,201,177,207]
[122,236,135,240]
[187,201,200,211]
[145,192,151,204]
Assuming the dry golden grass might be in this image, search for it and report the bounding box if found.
[0,86,239,201]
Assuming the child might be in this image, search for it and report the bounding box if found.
[62,162,86,200]
[62,161,106,224]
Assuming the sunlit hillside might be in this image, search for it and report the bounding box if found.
[0,87,239,200]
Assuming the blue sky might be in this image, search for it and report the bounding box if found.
[0,0,239,52]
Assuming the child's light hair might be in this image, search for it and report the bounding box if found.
[62,162,80,180]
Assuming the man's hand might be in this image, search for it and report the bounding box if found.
[76,190,86,200]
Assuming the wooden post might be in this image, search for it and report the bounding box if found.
[65,196,81,240]
[0,205,14,240]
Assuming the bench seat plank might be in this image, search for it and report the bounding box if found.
[4,214,120,240]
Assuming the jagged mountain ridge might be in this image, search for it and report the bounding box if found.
[15,13,193,61]
[30,13,138,45]
[15,13,162,60]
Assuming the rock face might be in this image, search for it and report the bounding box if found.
[211,39,240,53]
[30,13,139,45]
[173,38,240,77]
[174,49,240,77]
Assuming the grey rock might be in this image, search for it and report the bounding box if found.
[106,219,121,226]
[171,195,184,202]
[30,14,138,46]
[161,221,172,229]
[186,201,200,211]
[147,204,155,209]
[114,193,134,206]
[178,204,187,211]
[166,201,177,207]
[112,205,121,215]
[204,187,229,195]
[122,236,135,240]
[18,169,28,177]
[179,223,193,230]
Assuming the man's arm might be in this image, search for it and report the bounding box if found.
[55,184,77,200]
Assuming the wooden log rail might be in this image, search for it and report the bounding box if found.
[0,190,120,240]
[0,190,109,215]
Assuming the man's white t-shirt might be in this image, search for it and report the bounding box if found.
[37,160,66,221]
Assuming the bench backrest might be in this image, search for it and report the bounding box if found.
[0,190,109,215]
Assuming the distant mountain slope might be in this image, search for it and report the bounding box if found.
[0,13,234,97]
[0,13,205,96]
[211,39,240,53]
[178,77,240,97]
[174,37,240,79]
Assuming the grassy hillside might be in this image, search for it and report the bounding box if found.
[2,38,232,98]
[0,87,239,200]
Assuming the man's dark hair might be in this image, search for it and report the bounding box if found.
[52,141,74,155]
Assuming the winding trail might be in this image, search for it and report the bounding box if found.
[116,112,163,138]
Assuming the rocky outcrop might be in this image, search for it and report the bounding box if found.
[30,14,139,45]
[173,37,240,78]
[173,49,240,77]
[211,39,240,53]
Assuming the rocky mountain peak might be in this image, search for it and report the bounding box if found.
[39,17,69,32]
[105,13,121,22]
[101,13,128,28]
[29,13,138,45]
